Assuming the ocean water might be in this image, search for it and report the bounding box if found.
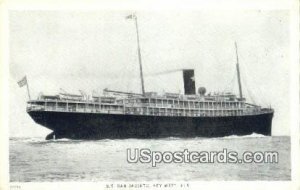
[9,134,291,182]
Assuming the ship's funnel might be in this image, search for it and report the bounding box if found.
[183,69,196,95]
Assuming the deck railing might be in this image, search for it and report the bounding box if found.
[27,99,272,117]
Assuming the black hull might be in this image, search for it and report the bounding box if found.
[27,111,273,140]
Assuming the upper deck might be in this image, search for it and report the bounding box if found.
[26,91,273,117]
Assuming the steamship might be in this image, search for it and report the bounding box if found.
[26,14,274,140]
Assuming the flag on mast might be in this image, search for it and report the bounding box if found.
[17,76,27,87]
[17,75,31,100]
[126,14,136,19]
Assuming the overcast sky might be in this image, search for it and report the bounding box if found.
[9,10,290,137]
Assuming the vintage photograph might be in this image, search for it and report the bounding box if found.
[7,7,294,186]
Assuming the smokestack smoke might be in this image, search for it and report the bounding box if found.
[145,69,182,77]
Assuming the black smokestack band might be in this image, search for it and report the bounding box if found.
[183,69,196,95]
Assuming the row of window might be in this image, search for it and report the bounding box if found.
[125,107,245,117]
[129,103,243,109]
[31,102,246,112]
[124,99,243,108]
[32,99,243,108]
[33,103,259,116]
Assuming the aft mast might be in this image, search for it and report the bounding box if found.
[126,14,145,95]
[235,42,243,99]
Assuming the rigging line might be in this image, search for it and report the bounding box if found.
[237,59,254,103]
[112,55,132,91]
[118,62,129,91]
[253,63,269,105]
[241,74,256,104]
[124,48,139,92]
[223,68,236,93]
[241,59,268,105]
[125,57,136,92]
[240,58,266,105]
[210,47,237,95]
